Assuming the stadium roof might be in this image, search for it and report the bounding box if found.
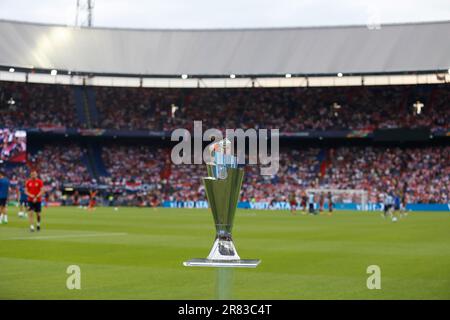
[0,19,449,77]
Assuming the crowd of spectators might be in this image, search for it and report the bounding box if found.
[323,147,449,204]
[4,144,447,205]
[0,81,78,129]
[245,146,449,204]
[94,84,450,132]
[99,145,204,203]
[4,144,92,203]
[2,81,448,132]
[98,145,449,204]
[94,87,180,131]
[1,81,448,206]
[100,145,168,186]
[27,144,92,189]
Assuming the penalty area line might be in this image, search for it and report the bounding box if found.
[2,232,128,241]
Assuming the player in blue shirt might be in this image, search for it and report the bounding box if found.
[17,182,28,218]
[393,192,401,222]
[0,170,10,224]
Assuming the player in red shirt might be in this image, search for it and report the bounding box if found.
[289,192,297,215]
[319,193,325,213]
[25,170,44,232]
[88,190,97,211]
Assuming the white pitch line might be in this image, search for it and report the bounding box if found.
[3,232,128,241]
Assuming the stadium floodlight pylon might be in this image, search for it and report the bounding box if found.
[183,139,260,268]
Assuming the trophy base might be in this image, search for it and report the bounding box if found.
[183,258,261,268]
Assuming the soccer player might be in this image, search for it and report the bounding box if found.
[17,181,28,218]
[393,191,401,222]
[301,191,307,214]
[88,189,97,211]
[319,193,325,212]
[400,184,408,217]
[308,192,316,214]
[0,170,10,224]
[73,190,80,207]
[108,193,114,207]
[25,170,44,232]
[289,192,297,214]
[383,192,394,220]
[327,192,333,215]
[44,191,50,208]
[150,192,160,209]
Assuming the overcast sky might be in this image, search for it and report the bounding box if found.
[0,0,449,29]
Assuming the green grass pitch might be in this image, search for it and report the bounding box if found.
[0,206,449,299]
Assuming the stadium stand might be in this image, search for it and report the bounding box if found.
[1,80,449,206]
[28,144,92,187]
[0,20,448,209]
[2,81,449,132]
[8,143,447,205]
[0,81,79,129]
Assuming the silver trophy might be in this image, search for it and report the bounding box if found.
[184,139,260,268]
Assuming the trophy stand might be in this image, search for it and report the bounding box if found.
[216,268,233,299]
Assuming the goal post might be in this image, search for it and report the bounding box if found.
[306,188,368,211]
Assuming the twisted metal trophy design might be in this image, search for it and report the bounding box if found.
[184,139,261,268]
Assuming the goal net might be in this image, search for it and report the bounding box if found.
[306,188,368,211]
